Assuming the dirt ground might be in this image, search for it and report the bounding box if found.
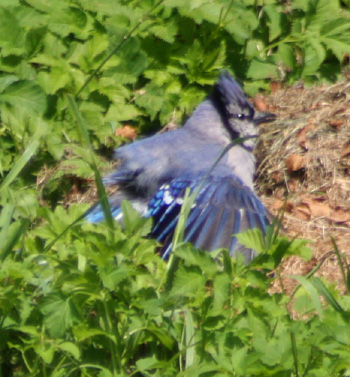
[254,79,350,294]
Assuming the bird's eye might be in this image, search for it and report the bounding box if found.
[236,113,245,120]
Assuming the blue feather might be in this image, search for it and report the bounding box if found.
[146,174,269,258]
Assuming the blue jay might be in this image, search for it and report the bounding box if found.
[87,72,275,262]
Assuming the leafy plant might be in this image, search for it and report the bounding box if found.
[2,0,350,376]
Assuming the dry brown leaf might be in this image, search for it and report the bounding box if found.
[253,96,268,112]
[271,172,282,182]
[269,81,283,92]
[272,200,294,212]
[328,119,345,128]
[286,154,305,172]
[294,203,311,220]
[307,201,331,218]
[288,179,299,192]
[340,144,350,158]
[297,128,307,149]
[272,199,285,210]
[296,125,315,149]
[115,125,138,141]
[329,209,350,223]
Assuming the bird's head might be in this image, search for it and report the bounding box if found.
[212,72,276,150]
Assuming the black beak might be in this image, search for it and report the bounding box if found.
[253,112,277,125]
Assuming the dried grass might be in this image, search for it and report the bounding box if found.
[255,79,350,294]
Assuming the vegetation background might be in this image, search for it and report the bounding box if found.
[1,0,350,376]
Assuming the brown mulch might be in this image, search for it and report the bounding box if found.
[254,79,350,294]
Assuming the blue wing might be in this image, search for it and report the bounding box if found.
[85,195,124,223]
[147,175,268,260]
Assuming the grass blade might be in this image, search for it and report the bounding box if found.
[0,203,15,251]
[0,218,30,262]
[0,139,39,193]
[311,277,344,314]
[290,330,299,377]
[331,236,350,294]
[183,308,195,369]
[291,275,323,318]
[67,94,114,231]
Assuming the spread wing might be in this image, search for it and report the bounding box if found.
[147,175,268,261]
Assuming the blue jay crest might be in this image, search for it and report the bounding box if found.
[87,72,276,263]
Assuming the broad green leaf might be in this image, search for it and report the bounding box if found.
[135,82,165,119]
[171,264,206,297]
[246,59,279,80]
[146,325,175,350]
[48,7,88,38]
[0,7,25,55]
[0,80,46,114]
[321,37,350,62]
[302,39,326,77]
[37,67,71,94]
[245,39,265,59]
[213,272,230,310]
[264,5,283,41]
[136,356,160,372]
[276,43,296,69]
[105,103,140,122]
[321,18,350,37]
[0,75,19,92]
[34,342,55,363]
[291,275,324,318]
[57,342,80,360]
[235,228,265,254]
[40,294,81,337]
[174,245,218,277]
[23,0,68,13]
[73,327,117,342]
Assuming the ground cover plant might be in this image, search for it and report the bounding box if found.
[2,0,350,375]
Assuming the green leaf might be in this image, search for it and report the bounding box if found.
[183,308,195,368]
[37,67,71,94]
[321,36,350,62]
[0,80,46,114]
[135,82,165,120]
[235,228,265,254]
[34,342,55,364]
[40,294,81,337]
[264,4,283,41]
[276,43,296,69]
[0,138,40,193]
[67,94,115,231]
[171,264,206,297]
[174,245,218,277]
[57,342,80,360]
[121,200,152,237]
[302,38,326,77]
[246,59,279,80]
[291,275,324,318]
[136,356,161,372]
[48,7,88,38]
[0,218,30,262]
[0,7,25,56]
[311,277,345,314]
[0,75,19,92]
